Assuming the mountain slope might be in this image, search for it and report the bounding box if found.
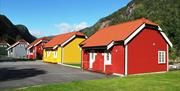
[80,0,180,58]
[0,14,36,44]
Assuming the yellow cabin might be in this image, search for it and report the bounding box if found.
[43,32,86,64]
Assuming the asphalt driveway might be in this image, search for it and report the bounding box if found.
[0,60,108,89]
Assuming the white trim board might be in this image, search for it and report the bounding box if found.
[59,63,81,69]
[27,45,33,50]
[113,73,125,77]
[124,23,146,45]
[7,42,20,50]
[61,35,76,47]
[130,71,167,76]
[125,45,128,76]
[160,32,173,47]
[89,51,97,69]
[53,45,58,49]
[107,41,114,50]
[167,44,169,71]
[34,40,42,46]
[7,41,29,50]
[6,43,10,47]
[124,24,172,47]
[51,34,77,49]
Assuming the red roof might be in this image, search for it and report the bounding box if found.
[27,37,49,49]
[44,31,85,48]
[81,18,158,47]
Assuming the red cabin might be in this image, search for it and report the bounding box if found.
[80,18,173,76]
[27,37,50,59]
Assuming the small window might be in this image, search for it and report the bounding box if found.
[54,51,57,58]
[104,51,111,65]
[47,51,50,57]
[107,52,110,61]
[20,44,24,47]
[91,52,94,59]
[158,51,166,64]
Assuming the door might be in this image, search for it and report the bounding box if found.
[89,51,96,69]
[103,51,112,72]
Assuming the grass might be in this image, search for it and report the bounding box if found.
[5,70,180,91]
[65,64,81,67]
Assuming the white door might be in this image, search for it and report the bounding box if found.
[89,51,96,69]
[103,51,112,71]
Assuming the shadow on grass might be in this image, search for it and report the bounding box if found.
[0,67,46,81]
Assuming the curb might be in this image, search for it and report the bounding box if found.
[58,63,81,69]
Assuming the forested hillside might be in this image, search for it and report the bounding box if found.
[0,14,36,44]
[80,0,180,59]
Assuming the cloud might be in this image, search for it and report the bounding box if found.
[73,22,88,31]
[54,23,72,33]
[55,22,88,33]
[29,29,44,38]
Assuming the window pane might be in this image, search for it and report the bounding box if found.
[158,51,165,63]
[107,53,109,60]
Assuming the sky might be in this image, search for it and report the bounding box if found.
[0,0,131,38]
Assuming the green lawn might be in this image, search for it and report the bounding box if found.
[6,70,180,91]
[65,64,81,67]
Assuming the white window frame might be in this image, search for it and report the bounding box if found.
[89,51,97,68]
[158,51,166,64]
[104,51,112,65]
[54,51,57,58]
[47,51,50,57]
[90,51,96,61]
[91,52,94,60]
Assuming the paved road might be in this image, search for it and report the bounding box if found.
[0,61,109,89]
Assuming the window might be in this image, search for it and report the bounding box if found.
[107,52,110,60]
[54,51,57,58]
[47,51,50,57]
[91,52,94,59]
[158,51,166,64]
[104,51,111,65]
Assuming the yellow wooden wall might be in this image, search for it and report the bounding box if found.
[43,37,85,64]
[63,37,84,64]
[43,47,62,63]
